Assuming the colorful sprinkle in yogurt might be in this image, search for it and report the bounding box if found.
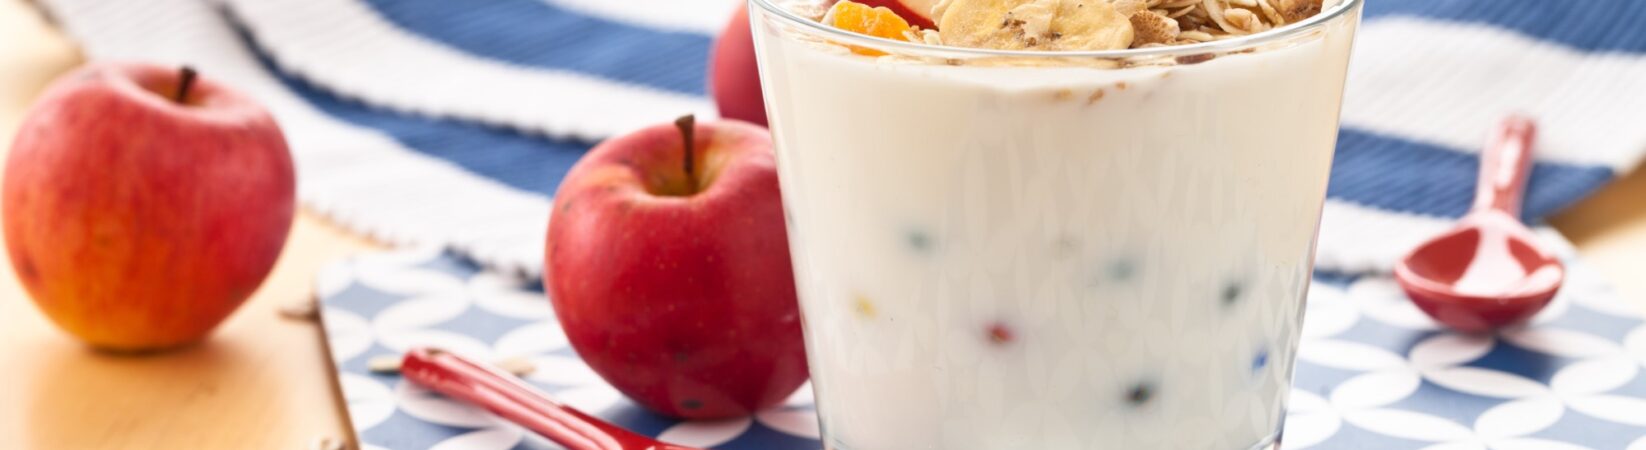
[853,294,878,319]
[986,322,1014,345]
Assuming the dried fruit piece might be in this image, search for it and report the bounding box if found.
[854,0,941,29]
[1274,0,1322,23]
[939,0,1135,51]
[986,322,1014,344]
[825,0,915,56]
[1130,9,1180,45]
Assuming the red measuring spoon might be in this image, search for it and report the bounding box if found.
[1394,115,1565,333]
[400,347,704,450]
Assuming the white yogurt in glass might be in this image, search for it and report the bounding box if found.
[749,2,1362,448]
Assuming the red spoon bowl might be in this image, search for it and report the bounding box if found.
[1396,214,1564,332]
[1394,116,1566,333]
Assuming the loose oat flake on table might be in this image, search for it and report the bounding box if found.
[278,298,321,320]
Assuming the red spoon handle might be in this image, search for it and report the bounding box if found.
[400,347,690,450]
[1474,115,1538,217]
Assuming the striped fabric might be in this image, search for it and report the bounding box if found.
[32,0,1646,277]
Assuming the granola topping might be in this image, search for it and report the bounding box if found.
[813,0,1328,51]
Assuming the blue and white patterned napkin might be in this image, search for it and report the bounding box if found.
[31,0,1646,276]
[319,240,1646,450]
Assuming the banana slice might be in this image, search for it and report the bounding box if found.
[939,0,1135,51]
[1111,0,1147,16]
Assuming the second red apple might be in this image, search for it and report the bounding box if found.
[709,5,767,127]
[544,116,806,419]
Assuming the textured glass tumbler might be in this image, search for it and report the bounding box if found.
[750,1,1363,448]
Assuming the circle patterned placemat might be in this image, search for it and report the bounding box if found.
[318,249,1646,449]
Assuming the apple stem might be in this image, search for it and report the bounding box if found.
[176,65,197,104]
[675,114,696,188]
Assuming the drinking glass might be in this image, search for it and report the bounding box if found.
[749,1,1363,447]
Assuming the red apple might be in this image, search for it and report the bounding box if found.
[545,116,806,419]
[709,5,767,127]
[3,62,295,352]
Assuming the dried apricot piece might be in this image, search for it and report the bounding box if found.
[824,1,913,56]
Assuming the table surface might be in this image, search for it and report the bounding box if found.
[1,0,1644,448]
[0,1,381,449]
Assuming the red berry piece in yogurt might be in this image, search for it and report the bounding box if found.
[986,322,1014,345]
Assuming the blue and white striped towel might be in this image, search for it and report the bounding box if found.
[31,0,1646,277]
